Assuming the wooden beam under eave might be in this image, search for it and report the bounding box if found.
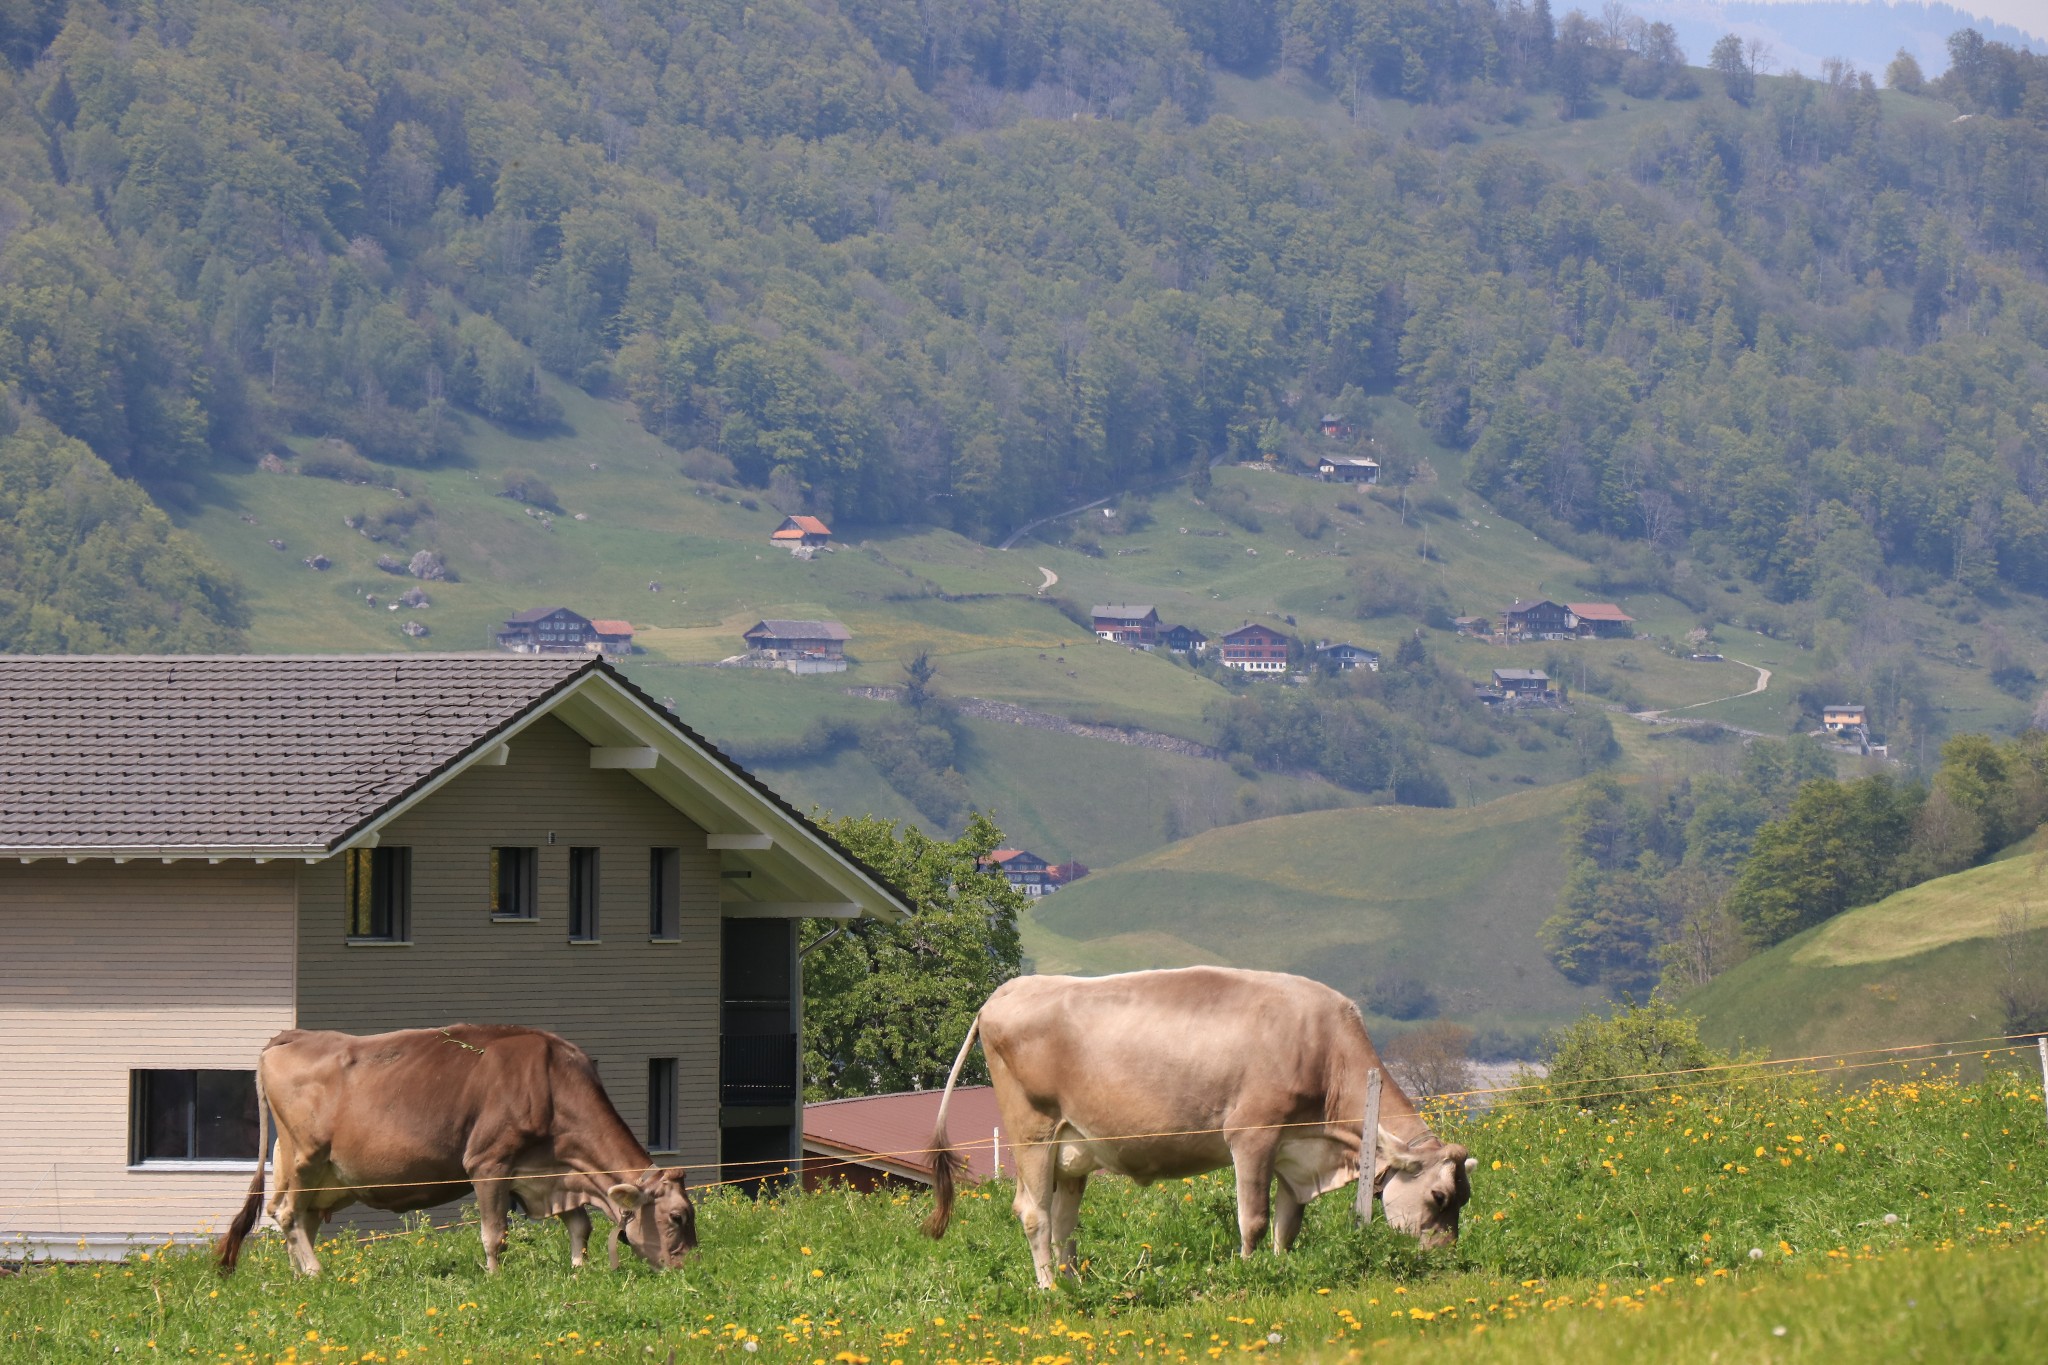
[721,902,861,919]
[590,746,658,769]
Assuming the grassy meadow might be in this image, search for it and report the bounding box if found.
[1685,835,2048,1059]
[7,1062,2043,1362]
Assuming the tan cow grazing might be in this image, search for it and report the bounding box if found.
[215,1025,696,1277]
[921,968,1476,1288]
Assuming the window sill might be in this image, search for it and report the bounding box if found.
[491,915,540,924]
[649,936,681,944]
[127,1160,259,1173]
[344,938,412,947]
[568,938,601,945]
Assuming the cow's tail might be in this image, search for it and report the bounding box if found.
[920,1014,981,1240]
[216,1066,271,1274]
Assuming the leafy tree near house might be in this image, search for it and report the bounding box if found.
[800,811,1025,1099]
[1725,774,1918,948]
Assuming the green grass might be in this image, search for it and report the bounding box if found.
[1684,841,2048,1060]
[1026,782,1607,1037]
[8,1066,2043,1361]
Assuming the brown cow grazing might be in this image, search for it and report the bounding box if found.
[215,1025,696,1277]
[922,968,1475,1288]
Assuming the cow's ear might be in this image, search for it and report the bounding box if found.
[1464,1157,1478,1173]
[610,1183,645,1210]
[1377,1128,1427,1174]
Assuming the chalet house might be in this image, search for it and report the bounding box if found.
[0,654,908,1256]
[770,515,832,549]
[1092,604,1160,647]
[1501,600,1572,641]
[742,620,851,660]
[983,848,1055,897]
[1048,860,1089,888]
[1566,603,1635,639]
[1220,622,1292,673]
[497,606,595,654]
[1493,668,1551,696]
[1316,456,1381,484]
[1161,624,1209,655]
[802,1086,1002,1191]
[1318,413,1352,439]
[1823,704,1868,734]
[1315,642,1381,672]
[1452,616,1492,637]
[590,619,635,656]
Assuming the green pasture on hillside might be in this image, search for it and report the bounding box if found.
[1027,783,1607,1036]
[7,1065,2043,1362]
[1685,838,2048,1060]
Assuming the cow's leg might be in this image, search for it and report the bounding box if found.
[563,1207,592,1268]
[1272,1181,1306,1254]
[1228,1134,1282,1258]
[1009,1137,1061,1290]
[475,1178,513,1273]
[280,1190,323,1277]
[1049,1171,1088,1281]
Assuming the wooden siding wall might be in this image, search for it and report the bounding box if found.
[295,716,724,1177]
[0,862,296,1240]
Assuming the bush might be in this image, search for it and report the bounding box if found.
[500,470,560,510]
[298,443,382,484]
[1206,485,1263,533]
[1290,501,1331,539]
[1366,972,1438,1021]
[677,446,739,484]
[1536,1000,1756,1106]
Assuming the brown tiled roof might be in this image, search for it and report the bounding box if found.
[0,654,590,853]
[1566,602,1634,622]
[589,619,634,636]
[804,1086,1004,1184]
[774,515,831,536]
[743,620,851,641]
[0,653,915,915]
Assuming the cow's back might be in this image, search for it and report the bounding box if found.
[261,1025,569,1202]
[978,968,1370,1166]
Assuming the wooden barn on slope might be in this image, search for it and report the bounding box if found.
[0,654,907,1258]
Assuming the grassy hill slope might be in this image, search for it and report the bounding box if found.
[1026,780,1607,1038]
[1685,839,2048,1058]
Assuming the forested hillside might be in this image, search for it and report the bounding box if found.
[6,0,2048,645]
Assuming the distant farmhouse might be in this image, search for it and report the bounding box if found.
[982,848,1057,897]
[1823,704,1868,734]
[1092,604,1160,647]
[740,619,851,674]
[498,606,596,654]
[1318,413,1353,440]
[770,516,832,551]
[1316,455,1380,484]
[1493,667,1551,697]
[590,619,636,656]
[1161,624,1209,656]
[497,607,633,656]
[1220,622,1292,673]
[1565,602,1635,639]
[1452,616,1492,637]
[0,654,908,1253]
[1315,641,1380,672]
[1500,600,1573,641]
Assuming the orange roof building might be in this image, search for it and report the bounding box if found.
[771,515,832,546]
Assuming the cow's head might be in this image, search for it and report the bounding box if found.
[607,1168,698,1269]
[1378,1132,1476,1250]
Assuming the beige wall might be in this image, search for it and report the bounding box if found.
[0,861,296,1242]
[295,715,724,1175]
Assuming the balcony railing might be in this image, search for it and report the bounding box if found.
[721,1034,798,1107]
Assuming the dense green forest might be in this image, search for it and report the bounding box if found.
[4,0,2048,650]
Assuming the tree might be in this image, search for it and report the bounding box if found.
[902,649,939,709]
[1537,1000,1752,1106]
[801,811,1026,1099]
[1725,775,1916,947]
[1710,32,1754,105]
[1885,48,1925,94]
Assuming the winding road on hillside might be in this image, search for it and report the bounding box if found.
[995,466,1205,551]
[1631,658,1772,726]
[1036,566,1058,595]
